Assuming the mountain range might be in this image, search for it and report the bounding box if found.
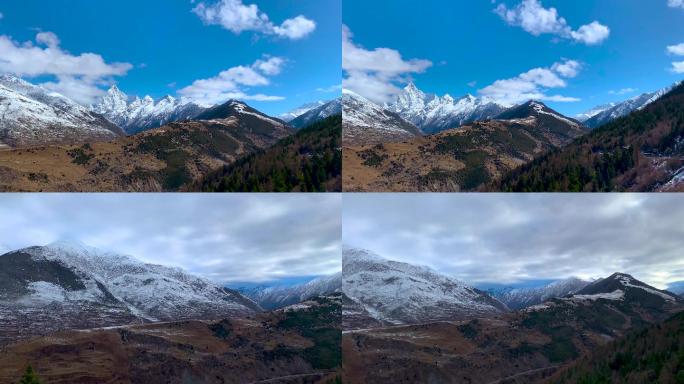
[90,85,208,135]
[239,272,342,310]
[278,100,328,122]
[342,251,684,384]
[0,241,260,345]
[289,98,342,129]
[342,248,507,329]
[488,277,591,310]
[343,98,586,191]
[0,75,124,148]
[499,81,684,192]
[386,82,507,134]
[578,84,676,129]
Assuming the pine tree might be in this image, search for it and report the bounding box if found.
[19,365,41,384]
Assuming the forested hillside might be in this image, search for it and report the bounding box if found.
[497,82,684,192]
[196,115,341,192]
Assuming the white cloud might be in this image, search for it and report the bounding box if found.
[253,56,285,75]
[495,0,610,45]
[0,31,132,104]
[342,25,432,104]
[667,43,684,56]
[672,61,684,74]
[193,0,316,40]
[667,42,684,73]
[609,88,637,95]
[570,21,611,45]
[272,15,316,40]
[478,59,582,105]
[668,0,684,9]
[178,56,286,105]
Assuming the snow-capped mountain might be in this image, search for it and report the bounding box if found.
[386,82,507,134]
[289,98,342,129]
[527,273,683,313]
[278,101,327,122]
[581,84,677,129]
[0,74,124,148]
[0,241,260,344]
[342,89,421,146]
[239,272,342,310]
[488,277,590,310]
[342,248,507,329]
[575,103,616,122]
[195,99,292,139]
[91,85,208,134]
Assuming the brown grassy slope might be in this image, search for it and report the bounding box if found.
[343,118,583,192]
[0,117,291,192]
[0,296,341,384]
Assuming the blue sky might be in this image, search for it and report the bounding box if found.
[343,0,684,116]
[0,0,341,115]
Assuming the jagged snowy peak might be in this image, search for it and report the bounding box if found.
[289,98,342,129]
[343,89,421,146]
[91,85,209,135]
[490,277,591,310]
[582,83,678,129]
[0,75,124,148]
[386,82,507,134]
[342,248,507,329]
[278,101,327,122]
[0,241,260,343]
[240,272,342,310]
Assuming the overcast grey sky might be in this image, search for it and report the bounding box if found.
[343,194,684,289]
[0,194,341,284]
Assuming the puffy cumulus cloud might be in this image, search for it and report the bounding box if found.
[178,56,286,105]
[667,42,684,73]
[478,59,581,106]
[343,194,684,289]
[495,0,610,45]
[668,0,684,9]
[668,43,684,56]
[0,31,132,104]
[673,61,684,74]
[342,25,432,104]
[0,194,341,284]
[193,0,315,40]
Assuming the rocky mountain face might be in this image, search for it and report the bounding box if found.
[342,248,507,329]
[278,100,327,122]
[0,75,124,148]
[343,100,586,192]
[580,83,677,129]
[0,99,293,192]
[90,85,208,135]
[240,272,342,310]
[343,272,684,384]
[0,294,341,384]
[386,82,507,134]
[289,98,342,129]
[342,89,421,146]
[499,81,684,192]
[0,241,260,345]
[489,277,591,310]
